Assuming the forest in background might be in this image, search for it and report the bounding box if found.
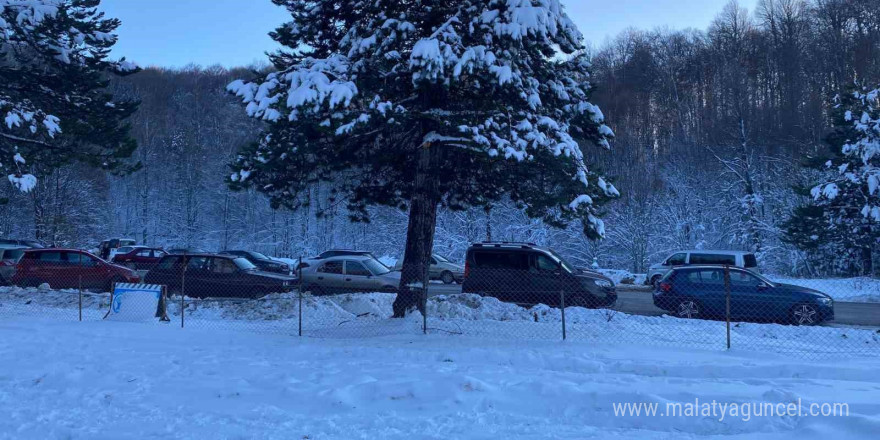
[1,0,878,276]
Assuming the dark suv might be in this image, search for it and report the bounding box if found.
[144,253,296,299]
[461,242,616,308]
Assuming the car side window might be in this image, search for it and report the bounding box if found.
[319,261,343,274]
[209,258,238,274]
[729,271,761,287]
[743,254,758,268]
[136,250,152,257]
[155,256,179,270]
[186,257,208,271]
[155,250,167,258]
[690,254,736,265]
[472,251,529,271]
[38,252,64,265]
[687,270,724,285]
[345,261,372,276]
[534,254,559,272]
[68,253,99,267]
[667,253,686,266]
[430,257,438,265]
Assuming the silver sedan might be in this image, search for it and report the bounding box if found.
[301,256,400,295]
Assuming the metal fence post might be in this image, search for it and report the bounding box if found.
[78,275,83,322]
[422,288,427,335]
[78,255,83,322]
[297,255,303,337]
[181,253,186,329]
[724,265,731,350]
[560,290,566,341]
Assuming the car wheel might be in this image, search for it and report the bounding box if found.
[440,271,455,285]
[675,299,701,319]
[381,285,398,294]
[106,275,126,293]
[650,275,662,287]
[790,303,819,326]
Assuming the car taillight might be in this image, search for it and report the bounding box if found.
[464,260,470,279]
[659,282,673,293]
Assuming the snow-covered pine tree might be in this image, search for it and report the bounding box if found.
[786,85,879,275]
[229,0,618,316]
[0,0,139,194]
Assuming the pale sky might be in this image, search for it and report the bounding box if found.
[100,0,758,68]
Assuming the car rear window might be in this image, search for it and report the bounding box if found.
[471,251,530,270]
[743,254,758,268]
[2,249,24,261]
[689,253,735,265]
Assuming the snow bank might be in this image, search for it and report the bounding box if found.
[3,287,878,358]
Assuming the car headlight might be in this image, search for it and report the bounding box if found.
[594,279,613,289]
[282,281,290,287]
[816,297,832,305]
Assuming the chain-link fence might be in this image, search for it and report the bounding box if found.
[1,250,878,360]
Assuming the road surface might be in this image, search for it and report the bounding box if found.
[425,283,880,327]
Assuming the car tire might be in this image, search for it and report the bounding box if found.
[381,285,398,294]
[106,275,126,293]
[675,299,701,319]
[650,275,662,287]
[440,271,455,285]
[789,303,820,326]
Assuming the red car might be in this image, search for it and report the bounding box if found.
[12,249,140,292]
[111,247,168,270]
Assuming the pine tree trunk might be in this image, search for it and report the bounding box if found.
[393,143,441,318]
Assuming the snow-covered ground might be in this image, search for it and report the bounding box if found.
[1,315,879,439]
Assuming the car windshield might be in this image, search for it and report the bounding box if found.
[363,258,390,275]
[249,251,270,260]
[434,254,450,263]
[233,258,257,271]
[547,249,576,273]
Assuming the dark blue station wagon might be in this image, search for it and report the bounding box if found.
[653,266,834,325]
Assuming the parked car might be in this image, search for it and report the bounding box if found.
[111,247,168,270]
[645,250,759,287]
[167,248,207,255]
[98,238,137,260]
[0,246,27,285]
[220,250,292,275]
[461,242,616,308]
[12,249,140,291]
[143,253,296,299]
[299,250,384,270]
[301,255,400,295]
[652,266,834,325]
[0,238,45,248]
[393,253,464,284]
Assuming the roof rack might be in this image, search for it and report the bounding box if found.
[473,241,539,249]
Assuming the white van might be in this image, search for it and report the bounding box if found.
[645,250,759,286]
